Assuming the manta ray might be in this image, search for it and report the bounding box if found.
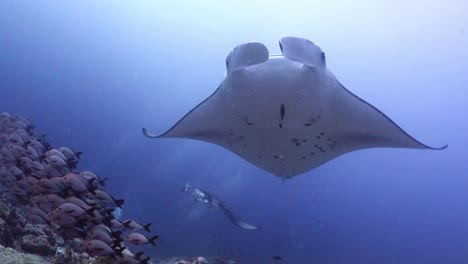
[143,36,446,180]
[183,181,259,230]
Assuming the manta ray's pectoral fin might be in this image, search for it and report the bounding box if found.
[141,83,228,141]
[225,42,269,75]
[331,81,448,152]
[142,43,268,141]
[427,144,448,150]
[142,128,159,138]
[279,36,326,68]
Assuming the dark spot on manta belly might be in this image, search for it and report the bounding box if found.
[280,104,285,120]
[291,138,301,146]
[279,123,283,128]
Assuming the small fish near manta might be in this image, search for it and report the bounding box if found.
[184,181,260,230]
[143,36,447,180]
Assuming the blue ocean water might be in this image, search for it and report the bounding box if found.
[1,1,467,263]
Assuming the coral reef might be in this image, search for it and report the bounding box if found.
[21,234,54,256]
[153,256,238,264]
[0,198,103,263]
[0,244,51,264]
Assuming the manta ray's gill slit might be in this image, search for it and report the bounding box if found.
[314,144,326,153]
[234,135,244,142]
[304,115,321,126]
[328,139,340,150]
[229,134,246,148]
[237,114,254,126]
[224,132,235,146]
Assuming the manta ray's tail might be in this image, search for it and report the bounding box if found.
[219,204,260,230]
[230,216,261,230]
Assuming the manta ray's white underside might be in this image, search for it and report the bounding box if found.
[143,37,446,179]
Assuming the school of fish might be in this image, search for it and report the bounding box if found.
[0,112,158,264]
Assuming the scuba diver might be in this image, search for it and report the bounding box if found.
[183,181,260,230]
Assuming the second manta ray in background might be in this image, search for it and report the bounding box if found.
[183,182,260,230]
[143,36,447,180]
